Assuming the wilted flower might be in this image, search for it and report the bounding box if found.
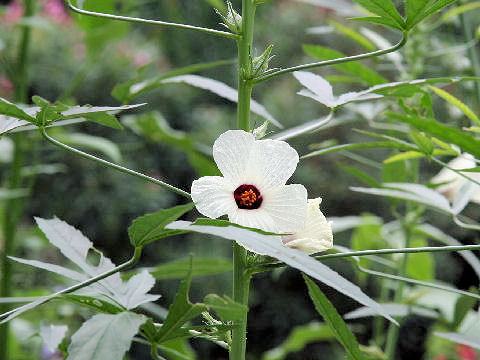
[191,130,308,233]
[431,153,480,204]
[282,198,333,254]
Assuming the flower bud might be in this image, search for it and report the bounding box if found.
[251,44,274,77]
[216,1,242,34]
[252,120,269,139]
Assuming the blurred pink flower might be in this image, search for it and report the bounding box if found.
[133,51,153,68]
[457,344,477,360]
[2,0,23,23]
[0,76,14,98]
[42,0,70,24]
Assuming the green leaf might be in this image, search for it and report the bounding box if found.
[261,322,335,360]
[337,163,381,187]
[167,221,397,324]
[128,203,194,247]
[351,16,404,30]
[406,237,434,281]
[441,1,480,23]
[428,85,480,126]
[382,153,407,183]
[0,115,30,135]
[0,97,37,123]
[53,132,122,163]
[302,141,416,159]
[453,289,479,329]
[67,312,146,360]
[328,20,376,51]
[389,113,480,159]
[155,257,208,343]
[405,0,435,29]
[413,0,458,28]
[157,338,196,360]
[202,0,225,10]
[410,130,434,155]
[303,45,387,86]
[304,275,367,360]
[147,257,232,280]
[204,294,248,323]
[352,0,405,29]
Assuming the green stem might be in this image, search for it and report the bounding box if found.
[250,244,480,273]
[385,223,412,359]
[459,8,480,108]
[252,32,408,84]
[230,2,256,359]
[0,1,34,358]
[40,128,191,199]
[66,0,239,40]
[0,247,142,323]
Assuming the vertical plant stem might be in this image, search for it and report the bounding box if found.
[384,223,412,359]
[231,1,256,360]
[0,1,34,359]
[459,9,480,109]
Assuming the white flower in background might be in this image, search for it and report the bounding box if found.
[282,198,333,254]
[431,153,480,204]
[191,130,308,233]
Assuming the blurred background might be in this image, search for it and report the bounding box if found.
[1,0,479,359]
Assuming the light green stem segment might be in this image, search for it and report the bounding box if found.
[231,1,256,359]
[252,32,408,84]
[41,128,191,199]
[384,224,412,358]
[0,1,34,358]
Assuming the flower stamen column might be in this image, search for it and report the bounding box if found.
[232,1,256,359]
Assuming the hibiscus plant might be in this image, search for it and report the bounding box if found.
[1,0,480,359]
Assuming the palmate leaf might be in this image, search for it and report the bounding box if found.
[406,0,458,29]
[352,0,405,29]
[166,220,397,324]
[304,275,366,360]
[67,312,146,360]
[9,217,160,312]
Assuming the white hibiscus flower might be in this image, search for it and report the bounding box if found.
[432,153,480,204]
[191,130,308,233]
[282,198,333,254]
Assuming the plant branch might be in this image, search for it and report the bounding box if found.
[0,247,142,323]
[66,0,240,40]
[252,32,408,84]
[40,128,191,199]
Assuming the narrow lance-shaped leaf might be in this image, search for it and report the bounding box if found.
[166,220,397,324]
[155,256,208,343]
[67,312,146,360]
[434,332,480,350]
[161,75,283,128]
[304,275,367,360]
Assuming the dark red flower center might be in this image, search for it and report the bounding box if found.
[234,184,263,210]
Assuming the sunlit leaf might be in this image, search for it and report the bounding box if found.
[67,312,146,360]
[166,220,397,324]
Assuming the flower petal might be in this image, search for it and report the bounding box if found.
[213,130,255,184]
[283,198,333,254]
[242,183,308,233]
[191,176,236,218]
[246,138,300,189]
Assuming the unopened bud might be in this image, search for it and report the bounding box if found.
[251,44,274,77]
[216,1,242,34]
[253,120,269,139]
